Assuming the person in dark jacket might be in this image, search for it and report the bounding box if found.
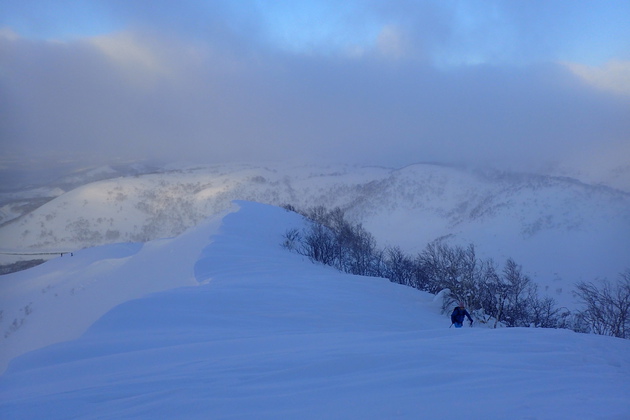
[451,302,473,328]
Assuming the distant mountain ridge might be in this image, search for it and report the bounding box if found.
[1,162,628,308]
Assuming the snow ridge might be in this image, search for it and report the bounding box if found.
[1,201,629,419]
[1,163,629,308]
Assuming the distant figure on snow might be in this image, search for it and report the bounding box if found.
[451,302,473,328]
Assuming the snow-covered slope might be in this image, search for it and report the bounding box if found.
[0,162,162,226]
[1,163,629,309]
[0,204,231,374]
[1,201,629,419]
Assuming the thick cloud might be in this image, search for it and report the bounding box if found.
[1,1,629,182]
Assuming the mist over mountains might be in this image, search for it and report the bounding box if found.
[1,162,628,311]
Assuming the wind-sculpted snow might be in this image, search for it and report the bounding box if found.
[1,202,629,419]
[0,163,629,309]
[0,207,230,373]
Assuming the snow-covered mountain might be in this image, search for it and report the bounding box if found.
[0,162,163,226]
[1,162,629,309]
[1,201,629,419]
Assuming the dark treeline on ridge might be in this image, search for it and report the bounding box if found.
[282,205,630,339]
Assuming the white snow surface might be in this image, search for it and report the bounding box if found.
[1,201,629,419]
[1,163,629,310]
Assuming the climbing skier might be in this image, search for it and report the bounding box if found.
[451,302,473,328]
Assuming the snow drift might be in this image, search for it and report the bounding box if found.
[1,201,629,419]
[2,163,629,311]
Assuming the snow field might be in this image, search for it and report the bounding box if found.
[0,201,629,419]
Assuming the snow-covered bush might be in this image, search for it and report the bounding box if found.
[574,270,630,339]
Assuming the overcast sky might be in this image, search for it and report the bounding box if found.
[1,0,629,175]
